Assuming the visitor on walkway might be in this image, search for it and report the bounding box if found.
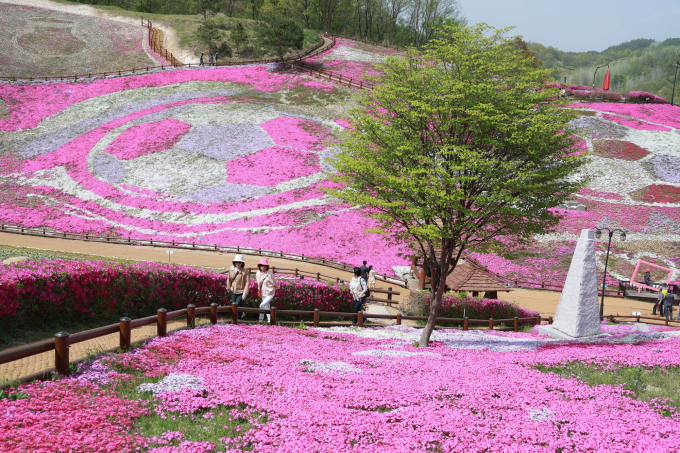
[227,254,250,319]
[199,53,204,66]
[368,265,376,289]
[664,289,674,321]
[256,258,278,324]
[654,286,666,316]
[209,55,214,65]
[214,53,218,65]
[350,267,368,325]
[360,261,369,281]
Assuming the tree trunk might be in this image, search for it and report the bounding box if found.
[418,277,446,347]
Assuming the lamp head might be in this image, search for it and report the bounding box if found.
[595,229,602,239]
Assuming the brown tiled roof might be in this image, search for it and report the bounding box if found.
[445,261,512,292]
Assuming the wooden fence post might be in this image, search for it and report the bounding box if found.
[396,313,401,325]
[489,318,494,330]
[231,303,238,325]
[535,316,541,326]
[549,316,553,325]
[514,317,518,332]
[463,317,469,331]
[210,303,218,325]
[187,304,195,329]
[388,287,392,304]
[357,311,363,327]
[120,317,131,351]
[54,331,70,376]
[270,307,276,325]
[316,272,320,282]
[157,308,167,336]
[314,309,319,327]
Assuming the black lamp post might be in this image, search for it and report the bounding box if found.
[592,63,610,88]
[595,228,627,317]
[671,61,680,107]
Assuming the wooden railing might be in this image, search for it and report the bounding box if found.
[142,18,181,67]
[325,33,403,51]
[0,223,408,288]
[292,60,373,89]
[0,302,550,386]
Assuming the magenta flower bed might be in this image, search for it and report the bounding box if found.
[600,113,672,131]
[410,291,538,320]
[4,324,680,451]
[0,259,356,327]
[0,259,229,325]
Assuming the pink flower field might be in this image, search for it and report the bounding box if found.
[3,323,680,452]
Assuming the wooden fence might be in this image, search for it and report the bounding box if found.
[0,302,554,386]
[143,18,181,67]
[0,223,408,288]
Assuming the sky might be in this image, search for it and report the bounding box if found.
[457,0,680,52]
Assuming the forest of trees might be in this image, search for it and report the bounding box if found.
[70,0,464,47]
[529,38,680,101]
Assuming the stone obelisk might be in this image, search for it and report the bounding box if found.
[539,229,602,339]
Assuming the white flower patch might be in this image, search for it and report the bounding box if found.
[319,46,388,64]
[582,156,653,195]
[624,129,680,157]
[300,360,363,374]
[528,408,554,422]
[138,373,205,394]
[353,349,442,359]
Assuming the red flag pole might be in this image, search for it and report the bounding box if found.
[602,68,611,91]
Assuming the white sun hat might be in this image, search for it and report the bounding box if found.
[233,254,245,264]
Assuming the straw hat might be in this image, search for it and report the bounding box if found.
[233,254,245,264]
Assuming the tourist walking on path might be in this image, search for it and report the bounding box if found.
[368,265,376,289]
[256,258,278,324]
[664,290,674,321]
[214,53,218,65]
[350,267,368,325]
[209,55,214,65]
[654,284,668,316]
[199,53,204,66]
[227,254,250,319]
[360,261,369,281]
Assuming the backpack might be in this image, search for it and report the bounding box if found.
[361,277,370,298]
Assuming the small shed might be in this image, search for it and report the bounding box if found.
[445,260,513,299]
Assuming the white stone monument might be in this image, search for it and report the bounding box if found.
[539,229,602,339]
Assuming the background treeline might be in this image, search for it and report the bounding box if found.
[529,38,680,101]
[69,0,464,47]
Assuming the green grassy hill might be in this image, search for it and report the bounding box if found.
[529,38,680,101]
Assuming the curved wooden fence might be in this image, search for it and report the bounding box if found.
[0,301,553,387]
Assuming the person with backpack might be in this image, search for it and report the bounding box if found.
[256,258,278,324]
[227,254,249,319]
[350,267,368,325]
[654,284,668,316]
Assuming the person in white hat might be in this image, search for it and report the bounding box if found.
[227,254,250,319]
[256,258,278,324]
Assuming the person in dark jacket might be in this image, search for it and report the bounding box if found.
[199,53,204,66]
[664,290,674,321]
[360,261,369,281]
[644,269,653,287]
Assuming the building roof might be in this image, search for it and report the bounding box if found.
[445,260,513,292]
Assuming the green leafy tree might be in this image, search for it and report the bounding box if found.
[254,14,304,67]
[230,21,249,55]
[195,19,225,54]
[194,0,221,21]
[329,23,586,347]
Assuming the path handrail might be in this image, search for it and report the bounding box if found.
[0,303,556,386]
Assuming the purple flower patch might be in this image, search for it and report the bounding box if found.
[569,116,627,139]
[91,152,125,184]
[644,155,680,183]
[175,124,273,161]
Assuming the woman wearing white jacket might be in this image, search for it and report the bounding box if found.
[256,258,278,323]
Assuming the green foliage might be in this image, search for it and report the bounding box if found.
[194,18,226,54]
[329,23,585,345]
[194,0,221,21]
[254,14,303,65]
[537,362,680,412]
[230,21,249,55]
[0,390,29,402]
